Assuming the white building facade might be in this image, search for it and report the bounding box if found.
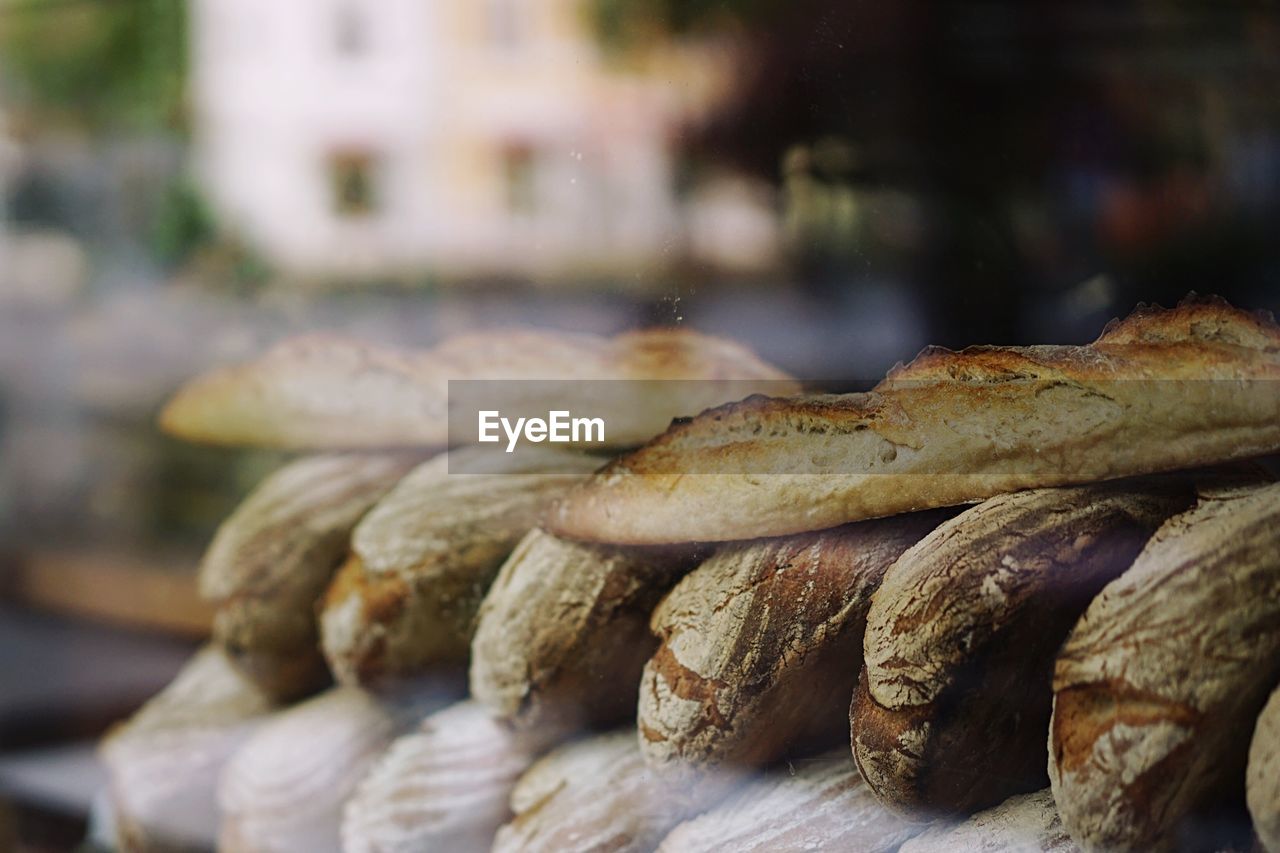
[190,0,725,280]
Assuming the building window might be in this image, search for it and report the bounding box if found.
[330,151,378,217]
[335,2,368,57]
[487,0,525,52]
[502,144,536,216]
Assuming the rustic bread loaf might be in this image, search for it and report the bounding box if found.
[319,447,601,687]
[343,700,558,853]
[492,731,731,853]
[1249,686,1280,853]
[639,513,945,770]
[100,646,275,852]
[470,529,697,731]
[159,328,795,450]
[218,684,457,853]
[852,481,1192,818]
[201,453,418,700]
[1049,481,1280,850]
[898,789,1078,852]
[550,297,1280,544]
[655,750,918,852]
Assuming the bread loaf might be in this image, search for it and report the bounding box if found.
[639,513,945,770]
[160,328,795,450]
[201,453,417,699]
[343,700,558,853]
[852,482,1192,817]
[219,684,457,853]
[1049,481,1280,850]
[1249,686,1280,853]
[470,529,696,731]
[550,297,1280,544]
[100,646,275,852]
[655,750,918,852]
[319,447,601,686]
[492,731,730,853]
[897,789,1078,852]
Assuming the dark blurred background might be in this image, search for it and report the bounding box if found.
[0,0,1277,847]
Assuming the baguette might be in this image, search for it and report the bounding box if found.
[655,750,918,852]
[219,684,457,853]
[897,789,1078,852]
[100,646,275,852]
[492,731,730,853]
[201,453,418,699]
[319,447,601,686]
[343,700,558,853]
[639,513,945,770]
[852,481,1192,817]
[159,328,795,450]
[470,529,696,731]
[550,296,1280,544]
[1249,686,1280,853]
[1049,481,1280,850]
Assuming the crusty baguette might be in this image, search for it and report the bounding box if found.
[852,481,1192,817]
[159,328,795,450]
[492,731,730,853]
[1049,481,1280,850]
[639,513,945,770]
[319,448,602,687]
[897,789,1078,852]
[470,529,696,731]
[100,646,275,852]
[550,297,1280,544]
[219,684,457,853]
[1249,686,1280,853]
[342,700,559,853]
[201,453,418,699]
[655,750,918,852]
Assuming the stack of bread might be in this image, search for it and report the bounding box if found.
[99,296,1280,852]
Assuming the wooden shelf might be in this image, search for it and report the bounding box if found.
[4,550,213,639]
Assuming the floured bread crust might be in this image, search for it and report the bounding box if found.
[159,328,795,450]
[898,789,1078,852]
[470,529,694,732]
[1048,481,1280,850]
[1249,687,1280,853]
[638,513,944,770]
[852,481,1191,817]
[201,452,419,699]
[550,296,1280,544]
[656,750,918,852]
[319,447,601,687]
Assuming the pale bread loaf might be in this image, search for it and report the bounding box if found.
[1249,686,1280,853]
[201,452,419,699]
[638,513,944,770]
[897,789,1078,852]
[159,328,795,450]
[550,297,1280,544]
[100,646,275,852]
[218,684,457,853]
[852,481,1191,817]
[318,447,601,687]
[655,750,918,852]
[1049,481,1280,850]
[492,731,731,853]
[342,700,558,853]
[470,529,694,731]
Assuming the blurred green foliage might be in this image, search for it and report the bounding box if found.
[150,179,215,268]
[591,0,781,45]
[0,0,186,131]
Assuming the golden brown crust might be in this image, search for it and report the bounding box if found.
[550,297,1280,544]
[159,328,795,450]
